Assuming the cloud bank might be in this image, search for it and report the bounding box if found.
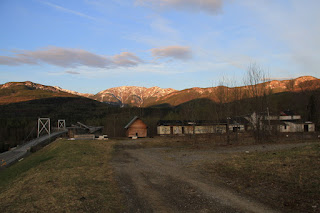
[151,46,192,60]
[0,46,143,68]
[113,52,144,66]
[65,70,80,75]
[136,0,224,14]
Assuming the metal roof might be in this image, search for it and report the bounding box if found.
[124,116,140,129]
[67,122,103,133]
[157,120,228,126]
[77,122,103,133]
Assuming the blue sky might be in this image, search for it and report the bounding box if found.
[0,0,319,94]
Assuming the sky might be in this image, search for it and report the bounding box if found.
[0,0,319,94]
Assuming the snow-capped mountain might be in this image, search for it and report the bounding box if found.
[1,76,319,106]
[93,86,177,107]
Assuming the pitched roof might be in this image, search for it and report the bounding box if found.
[67,122,103,133]
[124,116,140,129]
[281,110,295,116]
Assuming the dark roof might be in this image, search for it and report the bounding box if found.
[261,120,313,125]
[157,115,255,127]
[157,120,227,126]
[280,110,295,116]
[68,122,103,133]
[261,120,286,125]
[157,120,184,126]
[232,117,250,125]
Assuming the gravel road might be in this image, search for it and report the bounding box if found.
[112,140,316,212]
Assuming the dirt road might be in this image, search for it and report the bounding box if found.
[112,140,316,212]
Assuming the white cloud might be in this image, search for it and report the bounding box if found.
[136,0,225,15]
[41,1,97,21]
[0,46,144,68]
[65,70,80,75]
[112,52,144,66]
[151,46,192,60]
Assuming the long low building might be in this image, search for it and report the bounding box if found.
[246,110,315,133]
[264,120,315,133]
[157,120,245,136]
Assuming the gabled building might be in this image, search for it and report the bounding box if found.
[125,116,148,138]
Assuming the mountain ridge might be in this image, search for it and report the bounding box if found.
[0,76,319,106]
[94,86,177,107]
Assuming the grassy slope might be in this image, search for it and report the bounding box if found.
[0,85,76,105]
[205,144,320,213]
[0,139,123,212]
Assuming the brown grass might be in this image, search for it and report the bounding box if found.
[203,144,320,213]
[129,134,311,150]
[127,135,235,149]
[0,139,123,212]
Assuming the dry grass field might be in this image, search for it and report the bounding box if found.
[0,136,319,212]
[0,139,123,212]
[203,143,320,212]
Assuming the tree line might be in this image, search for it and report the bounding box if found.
[1,64,320,152]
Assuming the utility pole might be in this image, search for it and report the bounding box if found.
[227,117,231,144]
[267,107,271,134]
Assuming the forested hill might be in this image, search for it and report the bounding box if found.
[1,76,319,107]
[1,85,320,152]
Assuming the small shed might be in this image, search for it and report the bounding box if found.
[125,116,147,138]
[67,122,103,139]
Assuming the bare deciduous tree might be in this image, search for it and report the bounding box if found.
[243,63,270,142]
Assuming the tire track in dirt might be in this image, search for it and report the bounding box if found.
[113,150,173,212]
[112,142,282,212]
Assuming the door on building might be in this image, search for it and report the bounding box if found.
[304,125,309,132]
[170,126,173,135]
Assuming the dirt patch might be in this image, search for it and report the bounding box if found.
[145,175,241,213]
[116,172,153,213]
[111,139,290,212]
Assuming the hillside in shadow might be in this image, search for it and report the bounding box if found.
[1,88,320,152]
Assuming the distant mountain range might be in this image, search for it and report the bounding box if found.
[93,86,177,107]
[1,76,319,106]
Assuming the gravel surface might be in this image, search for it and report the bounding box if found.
[111,139,316,212]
